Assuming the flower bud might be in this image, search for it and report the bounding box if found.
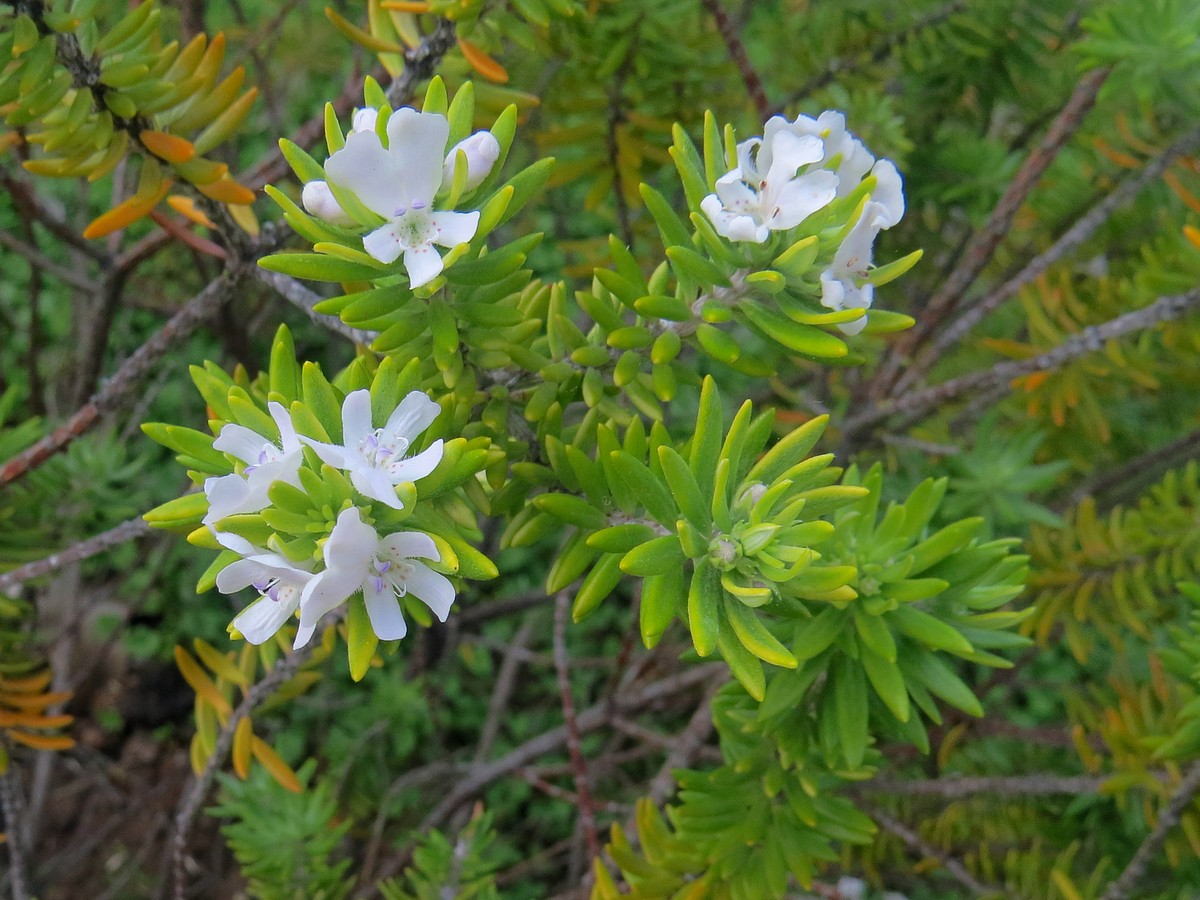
[351,107,378,134]
[301,180,354,226]
[442,131,501,192]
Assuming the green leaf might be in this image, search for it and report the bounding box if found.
[641,566,685,648]
[723,597,797,668]
[658,446,711,530]
[573,553,623,622]
[347,595,378,682]
[717,612,766,701]
[609,452,677,527]
[621,535,685,577]
[258,253,384,283]
[832,654,869,768]
[687,559,722,656]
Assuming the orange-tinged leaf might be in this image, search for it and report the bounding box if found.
[1184,224,1200,250]
[250,736,302,792]
[228,202,260,236]
[325,6,406,53]
[82,180,173,239]
[189,732,207,774]
[1164,171,1200,214]
[1115,112,1161,156]
[140,130,196,163]
[1017,370,1052,392]
[1093,136,1141,169]
[6,731,74,752]
[196,176,256,205]
[166,195,216,228]
[0,711,73,729]
[0,690,71,712]
[193,638,250,686]
[0,671,53,693]
[232,717,253,779]
[0,131,22,153]
[174,646,232,717]
[458,37,508,83]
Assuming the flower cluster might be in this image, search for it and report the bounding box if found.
[300,105,500,288]
[702,110,905,334]
[204,390,453,649]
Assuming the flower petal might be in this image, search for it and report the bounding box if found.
[820,272,846,311]
[325,130,404,218]
[765,131,823,183]
[404,562,455,622]
[213,424,268,465]
[340,390,374,448]
[363,222,406,265]
[429,210,479,249]
[351,107,378,135]
[301,181,353,225]
[403,245,444,288]
[323,507,379,573]
[292,621,316,650]
[351,467,404,509]
[269,402,300,452]
[767,170,838,230]
[443,131,500,191]
[232,594,300,645]
[870,159,904,229]
[298,436,355,469]
[713,171,757,212]
[383,391,441,442]
[364,582,408,641]
[298,566,362,627]
[380,530,439,562]
[212,529,258,557]
[387,439,443,483]
[204,474,251,524]
[385,108,450,204]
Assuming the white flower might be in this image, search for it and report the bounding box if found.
[351,107,378,135]
[819,199,890,335]
[785,111,875,197]
[300,389,443,510]
[301,181,354,226]
[867,158,905,229]
[204,403,303,526]
[701,130,839,243]
[324,108,480,288]
[214,532,317,645]
[297,507,455,646]
[442,131,500,192]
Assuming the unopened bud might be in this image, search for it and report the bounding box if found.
[442,131,501,192]
[301,180,353,226]
[351,107,378,135]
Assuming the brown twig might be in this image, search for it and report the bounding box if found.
[906,123,1200,386]
[844,286,1200,438]
[861,773,1142,798]
[699,0,770,120]
[553,592,601,860]
[365,663,725,893]
[254,268,378,345]
[169,645,312,899]
[0,266,249,489]
[385,18,458,108]
[1065,428,1200,510]
[0,517,153,594]
[876,67,1111,396]
[475,612,539,763]
[865,805,1003,898]
[787,0,968,104]
[0,766,32,900]
[1099,759,1200,900]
